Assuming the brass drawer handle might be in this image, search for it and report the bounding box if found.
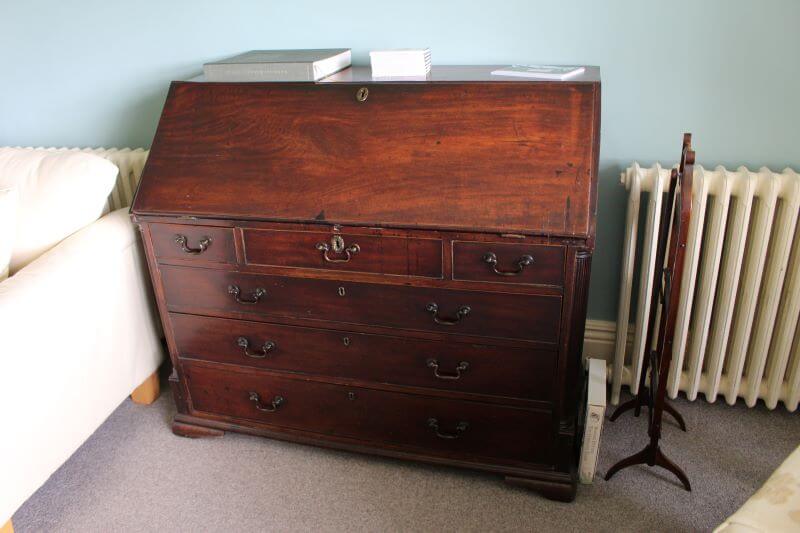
[228,285,266,305]
[482,252,534,276]
[174,234,211,255]
[427,418,469,439]
[248,392,284,412]
[426,359,469,380]
[237,337,276,359]
[426,302,471,326]
[316,235,360,263]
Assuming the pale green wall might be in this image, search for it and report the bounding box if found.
[2,0,798,321]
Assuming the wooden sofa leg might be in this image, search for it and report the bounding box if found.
[1,518,13,533]
[131,371,160,405]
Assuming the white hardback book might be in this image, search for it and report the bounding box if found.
[491,65,586,80]
[370,48,431,77]
[579,358,607,484]
[203,49,351,82]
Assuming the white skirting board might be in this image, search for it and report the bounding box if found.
[583,319,626,361]
[583,319,634,399]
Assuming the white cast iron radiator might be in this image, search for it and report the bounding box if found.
[612,162,800,411]
[12,147,149,211]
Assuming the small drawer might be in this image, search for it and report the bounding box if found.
[171,313,557,402]
[150,223,236,264]
[242,228,442,278]
[453,241,565,286]
[160,266,562,343]
[184,363,553,465]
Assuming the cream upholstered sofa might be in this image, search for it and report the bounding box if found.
[715,445,800,532]
[0,148,162,532]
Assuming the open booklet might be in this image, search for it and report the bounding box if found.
[491,65,586,80]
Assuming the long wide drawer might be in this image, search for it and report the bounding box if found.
[184,362,553,464]
[160,266,562,343]
[170,313,556,402]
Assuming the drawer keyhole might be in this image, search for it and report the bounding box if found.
[348,391,357,401]
[338,286,346,297]
[342,336,351,347]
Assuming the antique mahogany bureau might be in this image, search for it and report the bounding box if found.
[131,65,600,501]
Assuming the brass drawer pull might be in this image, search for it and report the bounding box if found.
[174,234,211,255]
[316,235,360,263]
[237,337,276,359]
[482,252,534,276]
[426,302,471,326]
[248,392,284,413]
[427,418,469,439]
[426,359,469,380]
[228,285,266,305]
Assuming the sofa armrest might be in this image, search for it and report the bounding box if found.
[0,208,163,524]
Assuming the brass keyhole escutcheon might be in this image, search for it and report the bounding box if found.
[342,336,351,347]
[331,234,345,253]
[338,286,346,297]
[348,391,357,401]
[355,87,369,102]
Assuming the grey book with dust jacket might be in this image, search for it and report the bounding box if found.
[203,49,352,82]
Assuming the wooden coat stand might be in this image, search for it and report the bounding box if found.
[605,134,695,491]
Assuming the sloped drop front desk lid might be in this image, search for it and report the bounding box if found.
[132,66,600,238]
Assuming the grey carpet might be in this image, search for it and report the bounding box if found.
[12,388,800,533]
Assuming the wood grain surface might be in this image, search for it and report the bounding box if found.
[133,80,599,237]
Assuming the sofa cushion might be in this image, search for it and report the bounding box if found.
[0,148,118,274]
[0,187,18,280]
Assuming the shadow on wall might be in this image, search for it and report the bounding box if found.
[117,65,205,149]
[588,161,629,321]
[122,91,170,150]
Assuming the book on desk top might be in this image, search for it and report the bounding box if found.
[203,49,351,82]
[491,65,586,80]
[369,48,431,78]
